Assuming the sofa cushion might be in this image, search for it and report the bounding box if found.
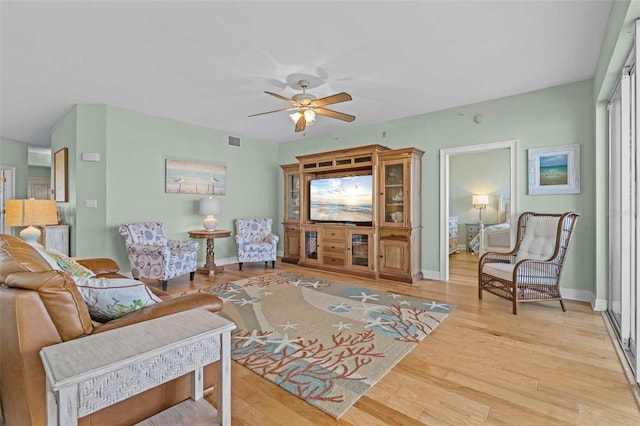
[74,277,162,322]
[0,234,52,283]
[5,270,94,340]
[45,249,96,278]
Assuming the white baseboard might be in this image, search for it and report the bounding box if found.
[421,269,441,280]
[561,288,607,311]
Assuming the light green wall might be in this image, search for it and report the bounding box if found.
[52,105,78,253]
[278,80,593,292]
[28,165,51,178]
[60,105,280,268]
[450,149,509,242]
[0,136,28,199]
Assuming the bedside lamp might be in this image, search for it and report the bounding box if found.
[472,194,489,224]
[199,196,222,231]
[5,199,58,245]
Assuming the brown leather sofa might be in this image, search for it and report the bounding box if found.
[0,234,224,426]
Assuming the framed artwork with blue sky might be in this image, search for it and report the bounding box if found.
[528,144,580,195]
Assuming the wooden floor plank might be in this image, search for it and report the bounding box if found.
[160,252,640,425]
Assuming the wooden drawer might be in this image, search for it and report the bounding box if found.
[323,255,346,267]
[323,228,346,241]
[285,224,300,233]
[379,228,410,241]
[323,241,345,255]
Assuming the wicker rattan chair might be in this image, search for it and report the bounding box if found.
[478,212,579,314]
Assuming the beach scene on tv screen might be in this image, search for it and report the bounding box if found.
[310,175,373,222]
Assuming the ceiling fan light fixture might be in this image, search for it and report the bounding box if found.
[251,80,354,133]
[304,109,316,125]
[289,111,302,123]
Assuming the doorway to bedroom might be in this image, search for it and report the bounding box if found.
[439,140,519,281]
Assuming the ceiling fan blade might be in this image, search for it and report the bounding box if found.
[265,91,298,105]
[315,107,356,122]
[248,107,296,117]
[295,115,306,132]
[311,92,352,108]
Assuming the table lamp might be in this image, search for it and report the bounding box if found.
[199,196,222,231]
[5,199,58,244]
[472,194,489,224]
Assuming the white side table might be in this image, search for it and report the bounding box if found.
[39,309,236,426]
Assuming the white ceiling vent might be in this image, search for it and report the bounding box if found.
[228,136,241,147]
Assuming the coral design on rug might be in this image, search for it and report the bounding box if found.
[206,272,454,418]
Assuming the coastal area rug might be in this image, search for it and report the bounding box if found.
[205,272,455,418]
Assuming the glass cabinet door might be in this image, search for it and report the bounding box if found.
[304,229,319,261]
[287,173,300,221]
[382,161,405,225]
[349,231,371,269]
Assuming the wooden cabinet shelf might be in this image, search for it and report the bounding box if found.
[281,145,423,284]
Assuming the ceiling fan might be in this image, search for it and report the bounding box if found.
[249,80,355,132]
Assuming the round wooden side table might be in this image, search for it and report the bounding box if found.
[188,229,232,276]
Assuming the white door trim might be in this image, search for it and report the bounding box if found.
[439,140,519,281]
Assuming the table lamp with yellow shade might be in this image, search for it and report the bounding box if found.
[5,199,58,245]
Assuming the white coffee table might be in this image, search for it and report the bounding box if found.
[39,309,236,426]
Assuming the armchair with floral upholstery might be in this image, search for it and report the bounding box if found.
[235,218,279,271]
[118,222,198,291]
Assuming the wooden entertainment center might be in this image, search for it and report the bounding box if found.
[281,144,423,283]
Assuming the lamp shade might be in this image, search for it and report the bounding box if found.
[199,197,221,215]
[472,195,489,207]
[5,199,58,227]
[5,199,58,244]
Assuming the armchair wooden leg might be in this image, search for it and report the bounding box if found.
[162,280,168,291]
[264,261,267,268]
[239,263,243,271]
[272,261,275,269]
[189,271,195,281]
[559,299,567,312]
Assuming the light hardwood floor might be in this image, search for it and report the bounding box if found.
[161,252,640,425]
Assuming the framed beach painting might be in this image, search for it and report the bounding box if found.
[528,144,580,195]
[165,159,227,195]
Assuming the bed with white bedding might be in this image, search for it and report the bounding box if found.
[469,199,512,255]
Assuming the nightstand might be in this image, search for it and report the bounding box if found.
[465,223,481,251]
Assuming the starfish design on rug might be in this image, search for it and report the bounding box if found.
[221,273,455,419]
[262,290,273,296]
[234,329,273,347]
[279,321,298,330]
[423,301,451,310]
[329,303,352,313]
[332,321,352,331]
[218,294,237,304]
[353,304,385,316]
[364,316,393,331]
[350,292,379,303]
[223,287,242,294]
[267,333,304,353]
[291,279,322,288]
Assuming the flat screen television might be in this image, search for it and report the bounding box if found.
[309,175,373,223]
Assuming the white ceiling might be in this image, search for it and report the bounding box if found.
[0,1,612,147]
